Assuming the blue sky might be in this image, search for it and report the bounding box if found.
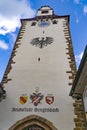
[0,0,87,81]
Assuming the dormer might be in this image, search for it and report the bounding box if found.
[37,6,54,16]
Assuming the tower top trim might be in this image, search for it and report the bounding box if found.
[37,6,54,16]
[21,6,70,23]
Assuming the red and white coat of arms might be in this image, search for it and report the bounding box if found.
[45,94,54,105]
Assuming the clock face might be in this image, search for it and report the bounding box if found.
[38,20,50,27]
[30,37,53,48]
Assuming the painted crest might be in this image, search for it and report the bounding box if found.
[45,94,54,105]
[30,37,53,48]
[19,95,28,105]
[30,88,44,106]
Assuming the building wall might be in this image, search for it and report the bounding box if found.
[0,17,75,130]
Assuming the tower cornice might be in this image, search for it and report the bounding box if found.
[21,14,70,23]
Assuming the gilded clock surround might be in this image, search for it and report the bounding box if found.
[38,20,50,27]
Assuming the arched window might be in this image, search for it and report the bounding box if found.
[9,115,57,130]
[24,124,45,130]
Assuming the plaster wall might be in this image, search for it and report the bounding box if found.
[0,18,75,130]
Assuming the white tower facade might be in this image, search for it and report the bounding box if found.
[0,6,77,130]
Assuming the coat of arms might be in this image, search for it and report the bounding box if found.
[30,37,53,48]
[19,94,28,105]
[30,88,44,106]
[45,94,54,105]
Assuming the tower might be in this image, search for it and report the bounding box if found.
[0,6,85,130]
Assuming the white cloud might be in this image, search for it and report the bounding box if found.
[0,16,20,35]
[0,0,35,35]
[0,41,9,50]
[83,5,87,15]
[75,52,83,65]
[76,17,79,23]
[74,0,80,4]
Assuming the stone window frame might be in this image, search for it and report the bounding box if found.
[9,115,57,130]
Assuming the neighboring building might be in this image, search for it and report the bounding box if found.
[70,45,87,127]
[0,6,86,130]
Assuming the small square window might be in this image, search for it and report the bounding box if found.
[31,22,36,26]
[41,10,48,14]
[52,20,57,24]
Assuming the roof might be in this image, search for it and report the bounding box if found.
[70,45,87,98]
[21,6,69,23]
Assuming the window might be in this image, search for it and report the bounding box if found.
[31,22,36,26]
[41,10,48,14]
[25,124,45,130]
[52,20,57,24]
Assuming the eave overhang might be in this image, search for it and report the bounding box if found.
[21,14,70,24]
[70,45,87,98]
